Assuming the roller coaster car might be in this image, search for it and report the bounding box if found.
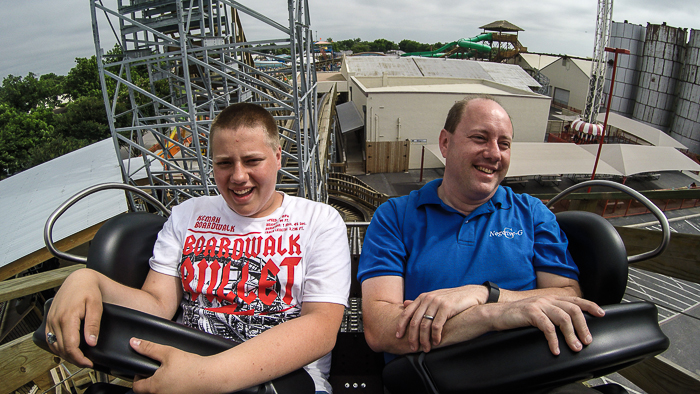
[34,181,670,394]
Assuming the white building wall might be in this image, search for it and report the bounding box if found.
[541,58,590,112]
[352,81,550,169]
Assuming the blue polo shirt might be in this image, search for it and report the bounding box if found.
[358,179,578,300]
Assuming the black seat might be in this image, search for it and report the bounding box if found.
[34,212,314,394]
[381,210,670,394]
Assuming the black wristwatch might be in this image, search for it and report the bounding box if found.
[482,281,500,304]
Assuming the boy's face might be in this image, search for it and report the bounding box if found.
[211,125,282,218]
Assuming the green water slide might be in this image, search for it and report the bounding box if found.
[401,33,493,58]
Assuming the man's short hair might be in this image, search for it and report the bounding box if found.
[443,95,513,135]
[210,103,280,151]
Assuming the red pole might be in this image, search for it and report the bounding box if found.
[588,47,630,192]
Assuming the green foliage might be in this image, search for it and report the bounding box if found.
[0,73,65,112]
[63,56,102,99]
[333,38,362,52]
[0,36,447,178]
[0,104,54,177]
[351,42,371,53]
[0,55,112,178]
[399,39,434,53]
[54,96,111,141]
[368,39,397,53]
[331,37,442,54]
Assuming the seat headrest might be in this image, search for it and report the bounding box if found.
[87,212,167,288]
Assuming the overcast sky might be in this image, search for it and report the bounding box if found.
[2,0,699,80]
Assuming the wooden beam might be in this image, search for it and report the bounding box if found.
[0,221,104,282]
[619,355,700,394]
[616,227,700,284]
[0,265,86,304]
[0,333,60,394]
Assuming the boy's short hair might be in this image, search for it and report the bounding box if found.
[210,103,280,150]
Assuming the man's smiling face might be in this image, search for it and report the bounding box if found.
[439,98,513,207]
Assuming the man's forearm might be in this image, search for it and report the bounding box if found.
[362,299,417,354]
[498,285,580,303]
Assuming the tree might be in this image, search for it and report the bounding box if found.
[369,39,397,53]
[398,39,422,53]
[54,96,111,141]
[334,38,361,52]
[351,42,370,54]
[0,73,64,112]
[0,104,54,177]
[63,56,101,99]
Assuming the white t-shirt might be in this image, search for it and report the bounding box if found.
[149,193,351,392]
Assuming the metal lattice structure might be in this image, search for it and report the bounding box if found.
[582,0,614,123]
[90,0,324,208]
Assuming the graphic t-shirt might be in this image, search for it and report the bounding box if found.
[149,193,351,392]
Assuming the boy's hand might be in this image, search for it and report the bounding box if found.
[130,338,212,394]
[45,269,103,367]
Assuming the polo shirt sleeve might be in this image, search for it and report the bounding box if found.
[531,201,580,281]
[357,199,407,283]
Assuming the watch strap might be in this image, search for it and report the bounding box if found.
[482,281,500,304]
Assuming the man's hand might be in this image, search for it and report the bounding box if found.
[45,269,103,367]
[486,295,605,355]
[396,285,489,352]
[130,338,213,394]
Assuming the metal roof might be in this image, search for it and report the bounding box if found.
[345,56,540,92]
[336,102,364,134]
[413,58,492,80]
[0,139,127,269]
[477,61,541,91]
[344,56,423,77]
[479,20,524,32]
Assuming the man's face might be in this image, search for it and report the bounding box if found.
[439,99,513,206]
[212,125,282,218]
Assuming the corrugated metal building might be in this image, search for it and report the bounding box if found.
[605,21,700,155]
[670,28,700,153]
[339,56,551,172]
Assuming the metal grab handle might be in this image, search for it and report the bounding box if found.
[545,180,670,264]
[44,183,171,264]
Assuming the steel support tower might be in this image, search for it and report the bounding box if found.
[90,0,323,208]
[582,0,614,123]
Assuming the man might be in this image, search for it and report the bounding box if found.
[358,96,605,361]
[46,103,351,393]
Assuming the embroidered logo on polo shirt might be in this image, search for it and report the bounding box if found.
[489,228,523,239]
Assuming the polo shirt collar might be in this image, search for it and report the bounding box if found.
[416,179,511,216]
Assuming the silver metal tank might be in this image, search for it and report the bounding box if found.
[632,23,687,131]
[604,21,646,116]
[670,28,700,154]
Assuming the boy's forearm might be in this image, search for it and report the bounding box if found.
[85,268,180,319]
